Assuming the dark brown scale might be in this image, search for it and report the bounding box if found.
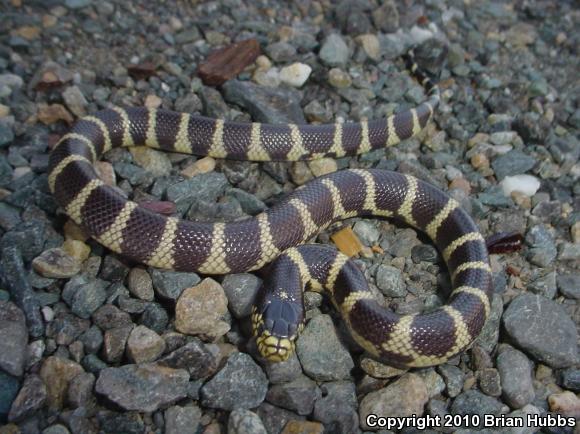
[369,170,408,213]
[299,125,335,155]
[449,291,488,339]
[223,220,262,272]
[393,110,414,141]
[410,311,456,356]
[367,119,389,150]
[52,160,98,208]
[416,103,432,129]
[187,115,216,156]
[50,138,95,168]
[80,186,126,236]
[435,207,479,252]
[171,220,214,271]
[453,267,492,290]
[71,119,107,156]
[265,202,306,252]
[222,122,253,159]
[259,124,293,160]
[125,107,150,146]
[410,182,455,230]
[94,109,124,148]
[154,110,181,150]
[340,123,363,155]
[447,240,488,273]
[291,182,335,228]
[326,170,367,214]
[120,206,169,264]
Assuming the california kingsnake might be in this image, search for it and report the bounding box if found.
[48,53,492,368]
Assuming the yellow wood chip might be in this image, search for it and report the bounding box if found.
[330,226,363,257]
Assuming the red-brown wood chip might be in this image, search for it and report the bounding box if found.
[197,39,261,86]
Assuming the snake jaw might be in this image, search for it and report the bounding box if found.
[251,304,301,362]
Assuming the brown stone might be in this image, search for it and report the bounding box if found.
[37,103,74,125]
[126,325,166,363]
[281,421,324,434]
[39,356,84,410]
[175,278,229,340]
[32,247,81,278]
[198,39,261,86]
[127,62,157,80]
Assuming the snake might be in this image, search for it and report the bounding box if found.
[47,52,492,368]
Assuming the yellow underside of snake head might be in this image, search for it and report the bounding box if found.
[252,306,301,362]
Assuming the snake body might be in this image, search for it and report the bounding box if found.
[48,54,492,367]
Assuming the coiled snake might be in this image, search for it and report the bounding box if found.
[48,53,492,368]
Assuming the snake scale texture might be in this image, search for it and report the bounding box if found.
[48,53,492,367]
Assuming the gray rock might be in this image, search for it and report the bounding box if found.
[418,368,446,397]
[560,369,580,392]
[158,339,219,380]
[139,302,168,334]
[0,301,28,377]
[165,405,202,434]
[166,172,228,215]
[62,275,108,319]
[319,34,349,67]
[437,364,465,398]
[559,242,580,261]
[257,402,304,434]
[222,273,261,318]
[97,411,144,434]
[127,268,154,301]
[200,353,268,410]
[95,364,189,412]
[7,374,46,422]
[92,304,132,330]
[67,372,94,409]
[47,313,90,346]
[62,86,88,117]
[100,255,130,281]
[450,390,508,422]
[0,123,14,148]
[103,325,133,363]
[296,314,354,381]
[265,42,297,62]
[503,293,579,368]
[0,371,20,422]
[557,274,580,299]
[371,0,399,33]
[476,293,503,353]
[42,425,70,434]
[79,326,103,354]
[352,220,380,246]
[0,202,21,231]
[313,381,359,433]
[478,368,502,397]
[64,0,92,8]
[525,224,557,267]
[375,264,406,297]
[263,353,303,384]
[226,189,266,215]
[411,244,439,263]
[228,409,268,434]
[265,375,320,416]
[150,269,200,302]
[222,80,305,124]
[506,404,543,434]
[359,373,428,430]
[491,150,536,180]
[528,271,557,298]
[496,347,534,409]
[0,246,44,337]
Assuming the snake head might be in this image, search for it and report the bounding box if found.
[252,296,304,362]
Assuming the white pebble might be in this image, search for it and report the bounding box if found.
[500,174,541,197]
[279,63,312,87]
[41,306,55,322]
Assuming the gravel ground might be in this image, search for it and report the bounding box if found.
[0,0,579,433]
